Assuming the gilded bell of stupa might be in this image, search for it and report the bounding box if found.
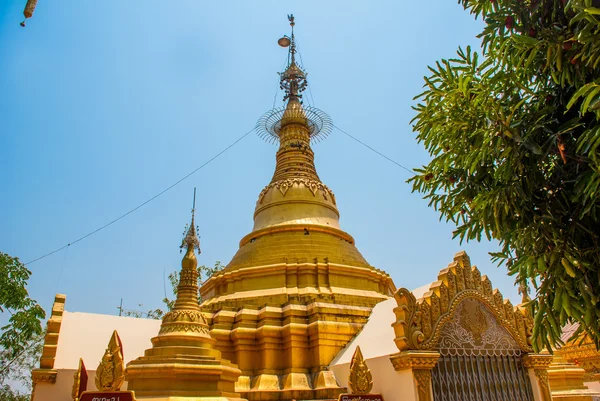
[199,15,395,401]
[126,203,245,401]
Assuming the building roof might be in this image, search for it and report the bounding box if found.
[53,311,160,370]
[560,322,580,344]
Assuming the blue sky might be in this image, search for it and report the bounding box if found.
[0,1,521,318]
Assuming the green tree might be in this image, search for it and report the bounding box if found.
[0,253,46,398]
[0,332,44,400]
[165,261,225,307]
[0,385,30,401]
[410,0,600,351]
[120,261,225,319]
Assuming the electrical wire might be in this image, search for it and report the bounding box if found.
[54,245,69,290]
[333,124,415,175]
[24,121,414,267]
[295,44,316,107]
[24,128,254,266]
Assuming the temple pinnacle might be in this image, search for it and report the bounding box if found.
[181,187,201,254]
[278,14,308,103]
[256,16,332,144]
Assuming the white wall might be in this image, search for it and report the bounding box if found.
[330,355,417,401]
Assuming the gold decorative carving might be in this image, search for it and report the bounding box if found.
[413,369,432,401]
[72,361,81,400]
[522,354,553,369]
[38,294,66,370]
[95,330,124,392]
[437,299,523,356]
[348,346,373,394]
[158,323,210,334]
[161,309,208,325]
[522,354,554,401]
[582,372,600,383]
[389,351,440,371]
[72,358,87,401]
[458,299,488,342]
[258,177,336,204]
[31,370,57,384]
[392,251,533,353]
[556,330,600,379]
[534,369,552,401]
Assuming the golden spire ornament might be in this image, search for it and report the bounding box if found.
[348,346,373,394]
[95,330,125,392]
[125,189,243,401]
[71,358,88,401]
[256,15,333,144]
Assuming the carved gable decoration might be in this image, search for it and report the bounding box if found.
[392,251,533,353]
[438,299,523,356]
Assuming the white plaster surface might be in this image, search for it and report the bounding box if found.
[54,311,161,369]
[330,298,397,366]
[330,285,429,366]
[35,311,159,401]
[328,286,430,401]
[329,355,416,401]
[585,381,600,401]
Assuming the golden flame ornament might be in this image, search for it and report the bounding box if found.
[71,358,88,401]
[348,346,373,394]
[95,330,125,392]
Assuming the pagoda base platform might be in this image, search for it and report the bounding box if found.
[198,300,388,401]
[234,371,344,401]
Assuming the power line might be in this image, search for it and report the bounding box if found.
[333,124,415,175]
[295,47,315,108]
[25,128,254,266]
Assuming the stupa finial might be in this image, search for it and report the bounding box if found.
[172,188,203,311]
[181,188,200,254]
[256,16,332,144]
[278,14,308,103]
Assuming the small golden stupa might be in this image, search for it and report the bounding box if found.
[125,199,245,401]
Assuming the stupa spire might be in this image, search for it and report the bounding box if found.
[246,16,341,234]
[173,188,202,311]
[126,189,243,401]
[278,14,307,103]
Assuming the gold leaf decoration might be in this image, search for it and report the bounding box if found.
[71,358,87,401]
[95,330,125,392]
[392,251,534,353]
[348,346,373,394]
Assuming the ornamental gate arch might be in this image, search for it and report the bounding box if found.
[431,298,534,401]
[391,252,546,401]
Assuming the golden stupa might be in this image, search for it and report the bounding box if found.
[125,205,245,401]
[26,14,600,401]
[198,15,395,401]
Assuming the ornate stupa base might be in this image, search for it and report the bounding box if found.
[126,350,243,401]
[547,356,600,400]
[200,300,381,401]
[126,328,245,401]
[234,370,344,401]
